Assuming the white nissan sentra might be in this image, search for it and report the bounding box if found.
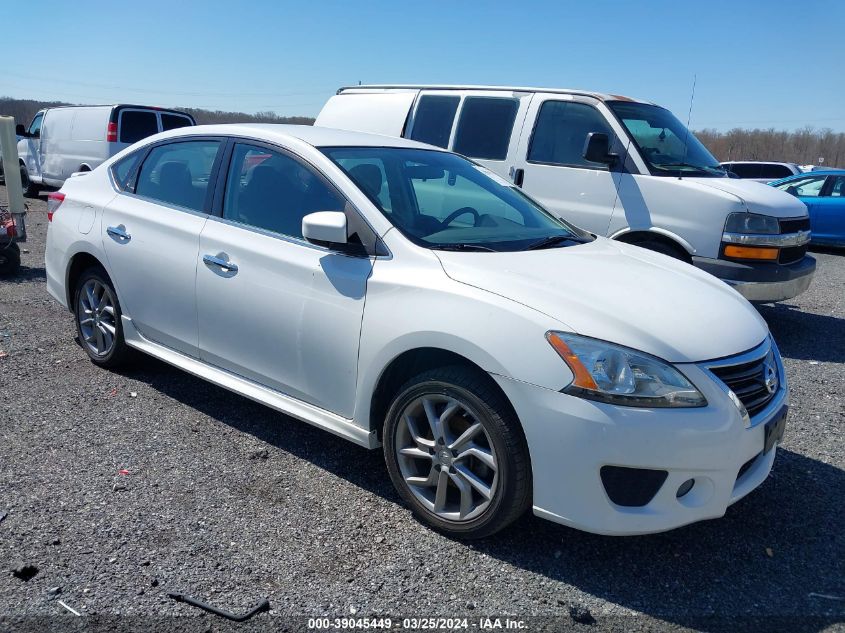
[45,124,788,538]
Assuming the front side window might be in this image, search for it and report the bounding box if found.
[759,164,795,179]
[28,113,44,137]
[161,113,193,131]
[324,147,589,252]
[609,101,725,177]
[119,110,159,144]
[528,101,615,169]
[409,95,460,149]
[775,176,826,198]
[223,143,344,239]
[452,97,519,160]
[135,140,221,212]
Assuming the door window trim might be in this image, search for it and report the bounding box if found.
[208,136,387,259]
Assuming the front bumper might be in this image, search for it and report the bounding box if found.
[692,254,815,302]
[492,348,788,536]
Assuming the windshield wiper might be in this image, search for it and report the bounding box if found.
[433,243,500,252]
[655,162,724,173]
[525,234,591,250]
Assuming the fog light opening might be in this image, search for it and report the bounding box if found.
[676,479,695,499]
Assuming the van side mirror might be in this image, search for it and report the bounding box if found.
[583,133,618,165]
[15,124,27,137]
[302,211,348,247]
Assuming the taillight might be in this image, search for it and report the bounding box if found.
[47,192,65,222]
[106,121,117,142]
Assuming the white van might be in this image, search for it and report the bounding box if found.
[316,86,815,302]
[13,105,195,194]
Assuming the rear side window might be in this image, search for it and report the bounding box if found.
[453,97,518,160]
[111,151,142,190]
[119,110,159,144]
[135,140,221,212]
[161,113,193,131]
[409,96,460,148]
[830,176,845,197]
[528,101,614,168]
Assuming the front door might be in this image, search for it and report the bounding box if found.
[810,175,845,243]
[511,95,626,234]
[101,138,223,356]
[196,142,372,417]
[18,112,44,181]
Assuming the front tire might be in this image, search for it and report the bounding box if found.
[20,164,39,197]
[634,239,689,262]
[73,266,132,368]
[383,366,531,539]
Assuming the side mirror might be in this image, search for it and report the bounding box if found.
[15,124,27,137]
[785,185,800,197]
[583,132,618,165]
[302,211,348,246]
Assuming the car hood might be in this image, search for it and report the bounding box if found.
[686,177,807,218]
[435,238,768,363]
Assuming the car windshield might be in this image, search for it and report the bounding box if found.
[608,102,725,177]
[322,147,591,251]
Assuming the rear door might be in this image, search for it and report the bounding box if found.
[117,109,160,150]
[102,137,224,356]
[196,140,373,417]
[511,94,626,234]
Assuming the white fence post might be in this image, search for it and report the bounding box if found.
[0,116,27,240]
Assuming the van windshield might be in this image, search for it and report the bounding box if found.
[322,147,591,252]
[608,102,725,177]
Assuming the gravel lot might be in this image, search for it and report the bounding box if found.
[1,186,843,632]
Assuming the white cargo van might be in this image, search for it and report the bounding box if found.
[316,85,815,302]
[12,104,195,194]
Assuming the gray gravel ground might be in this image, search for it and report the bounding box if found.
[0,186,843,632]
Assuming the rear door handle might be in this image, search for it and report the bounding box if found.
[106,225,131,241]
[203,253,238,273]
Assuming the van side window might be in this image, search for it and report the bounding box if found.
[161,114,194,131]
[28,113,44,138]
[135,140,221,212]
[453,97,519,161]
[119,111,159,144]
[528,101,614,169]
[409,96,460,148]
[223,143,345,239]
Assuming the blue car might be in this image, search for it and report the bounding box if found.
[769,170,845,247]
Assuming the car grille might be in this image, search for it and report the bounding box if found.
[709,351,778,418]
[778,217,811,264]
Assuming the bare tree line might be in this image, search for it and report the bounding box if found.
[0,97,315,128]
[695,127,845,168]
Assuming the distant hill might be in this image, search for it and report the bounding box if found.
[0,97,314,127]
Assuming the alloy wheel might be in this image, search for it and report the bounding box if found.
[77,279,118,357]
[394,394,499,522]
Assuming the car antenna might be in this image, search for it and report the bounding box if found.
[679,74,697,181]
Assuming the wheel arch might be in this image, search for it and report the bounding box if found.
[366,346,519,441]
[610,228,695,261]
[65,250,112,309]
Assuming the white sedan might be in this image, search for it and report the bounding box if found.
[45,124,788,537]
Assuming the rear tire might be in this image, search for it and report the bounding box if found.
[0,242,20,276]
[73,266,133,368]
[383,366,532,539]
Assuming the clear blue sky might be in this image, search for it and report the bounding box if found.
[3,0,844,131]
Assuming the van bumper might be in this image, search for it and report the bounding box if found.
[691,254,815,302]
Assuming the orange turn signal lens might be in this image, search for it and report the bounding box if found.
[723,245,779,261]
[546,332,598,390]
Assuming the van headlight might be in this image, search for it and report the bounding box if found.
[724,212,780,234]
[546,332,707,408]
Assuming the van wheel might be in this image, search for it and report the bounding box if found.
[20,164,38,197]
[73,266,133,368]
[635,239,689,262]
[383,366,531,539]
[0,242,21,276]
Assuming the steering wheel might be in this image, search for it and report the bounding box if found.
[441,206,480,227]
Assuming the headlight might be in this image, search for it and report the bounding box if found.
[724,212,780,235]
[546,332,707,408]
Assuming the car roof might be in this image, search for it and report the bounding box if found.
[337,84,655,105]
[768,170,845,184]
[155,123,441,149]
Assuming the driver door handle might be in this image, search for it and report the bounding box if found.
[203,253,238,273]
[106,225,131,241]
